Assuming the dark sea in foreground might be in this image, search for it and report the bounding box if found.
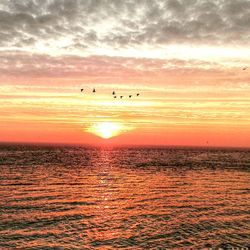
[0,144,249,250]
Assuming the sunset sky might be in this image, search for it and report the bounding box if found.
[0,0,250,147]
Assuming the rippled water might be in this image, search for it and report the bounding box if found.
[0,144,249,249]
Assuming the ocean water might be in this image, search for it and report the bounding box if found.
[0,144,249,250]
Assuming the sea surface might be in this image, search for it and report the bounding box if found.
[0,144,249,249]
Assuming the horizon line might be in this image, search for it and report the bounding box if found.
[1,140,250,150]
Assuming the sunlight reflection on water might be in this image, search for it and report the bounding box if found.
[0,145,249,249]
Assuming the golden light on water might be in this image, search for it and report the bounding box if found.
[87,122,128,139]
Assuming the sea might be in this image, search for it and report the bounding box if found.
[0,144,249,250]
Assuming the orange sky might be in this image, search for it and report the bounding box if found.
[0,0,250,147]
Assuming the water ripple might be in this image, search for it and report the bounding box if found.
[0,145,249,249]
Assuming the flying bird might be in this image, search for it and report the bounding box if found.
[112,91,115,95]
[243,67,247,70]
[120,96,123,99]
[114,96,117,98]
[129,95,132,98]
[80,89,84,92]
[93,88,96,93]
[136,93,140,96]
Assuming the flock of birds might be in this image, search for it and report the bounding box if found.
[80,88,140,99]
[79,67,248,99]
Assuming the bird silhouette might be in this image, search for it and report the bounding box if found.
[93,88,96,93]
[129,95,132,98]
[136,93,140,96]
[80,89,84,92]
[120,96,123,99]
[112,91,115,95]
[114,96,117,98]
[243,67,247,70]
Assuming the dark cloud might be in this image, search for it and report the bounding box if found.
[0,0,249,51]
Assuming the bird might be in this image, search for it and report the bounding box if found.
[129,95,132,98]
[243,67,247,70]
[112,91,115,95]
[93,88,96,93]
[80,88,84,92]
[136,93,140,96]
[120,96,123,99]
[114,96,117,98]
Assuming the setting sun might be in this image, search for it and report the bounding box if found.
[87,122,126,139]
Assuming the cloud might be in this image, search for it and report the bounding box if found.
[0,0,249,54]
[1,51,250,95]
[0,50,223,77]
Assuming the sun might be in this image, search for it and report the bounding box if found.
[87,122,125,139]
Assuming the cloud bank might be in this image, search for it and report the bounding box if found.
[0,0,250,54]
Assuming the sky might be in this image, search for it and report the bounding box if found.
[0,0,250,147]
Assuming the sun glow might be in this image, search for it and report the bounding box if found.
[87,122,126,139]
